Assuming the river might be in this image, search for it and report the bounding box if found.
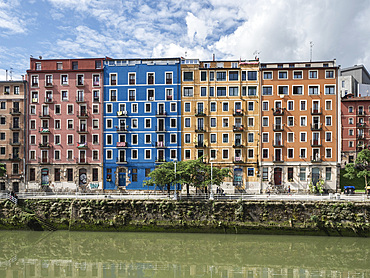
[0,231,369,277]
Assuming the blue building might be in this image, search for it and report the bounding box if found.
[103,58,181,190]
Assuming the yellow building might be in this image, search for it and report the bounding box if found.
[181,58,260,193]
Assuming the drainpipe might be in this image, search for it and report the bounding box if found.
[23,79,28,192]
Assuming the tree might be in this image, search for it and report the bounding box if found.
[0,163,5,177]
[344,149,370,194]
[143,162,175,194]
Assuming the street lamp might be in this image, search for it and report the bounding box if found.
[210,158,214,200]
[173,158,177,200]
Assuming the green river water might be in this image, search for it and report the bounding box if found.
[0,231,369,278]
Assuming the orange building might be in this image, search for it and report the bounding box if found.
[181,58,260,193]
[260,60,339,192]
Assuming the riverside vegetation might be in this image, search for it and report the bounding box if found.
[0,199,369,237]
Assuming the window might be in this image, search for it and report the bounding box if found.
[222,118,229,127]
[300,132,306,142]
[209,72,214,81]
[287,100,293,111]
[248,86,257,96]
[67,120,73,129]
[110,74,117,85]
[247,71,257,80]
[0,102,5,109]
[308,86,319,95]
[183,72,193,81]
[326,70,334,78]
[67,104,73,114]
[129,73,135,85]
[61,74,68,85]
[67,169,73,181]
[166,72,173,84]
[287,116,294,126]
[326,148,332,158]
[326,100,332,110]
[61,90,68,101]
[263,72,272,79]
[248,133,254,142]
[293,71,302,79]
[67,150,73,160]
[132,118,138,128]
[93,119,99,129]
[309,71,317,79]
[262,101,269,111]
[170,118,176,128]
[222,133,229,143]
[278,86,288,95]
[325,85,335,95]
[222,149,228,159]
[31,75,39,87]
[292,86,303,95]
[242,86,246,96]
[76,74,84,86]
[30,168,35,181]
[287,132,294,143]
[326,132,332,142]
[217,72,226,81]
[288,149,294,159]
[223,102,229,112]
[200,87,207,97]
[326,116,332,126]
[92,168,99,181]
[300,149,306,159]
[145,149,151,159]
[183,87,193,97]
[210,118,216,127]
[106,119,113,129]
[262,133,269,143]
[55,134,60,144]
[262,117,269,127]
[300,100,306,111]
[184,103,191,112]
[262,86,272,95]
[248,117,254,127]
[349,129,354,136]
[110,90,117,101]
[128,89,136,101]
[54,150,60,160]
[349,118,353,125]
[184,134,191,143]
[262,167,268,180]
[278,71,287,79]
[210,134,216,143]
[106,134,112,145]
[210,102,216,112]
[247,102,254,111]
[170,102,176,112]
[132,149,138,159]
[229,71,238,81]
[185,118,191,127]
[55,104,61,114]
[326,167,331,180]
[93,134,99,144]
[30,105,36,114]
[229,87,238,96]
[217,87,226,96]
[262,149,269,159]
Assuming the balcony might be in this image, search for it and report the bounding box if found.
[39,127,50,133]
[357,110,366,116]
[273,156,284,163]
[155,141,166,148]
[117,111,127,117]
[233,143,244,148]
[45,82,53,88]
[357,122,366,128]
[77,142,88,149]
[31,98,38,103]
[233,156,244,164]
[155,127,166,132]
[117,126,128,133]
[357,134,366,140]
[38,158,49,164]
[195,126,206,132]
[116,141,127,148]
[195,109,207,117]
[77,111,89,119]
[273,124,284,132]
[77,127,88,134]
[357,145,365,152]
[44,97,53,103]
[311,155,322,163]
[10,124,21,131]
[10,108,21,115]
[195,142,207,148]
[93,96,100,102]
[155,110,167,117]
[310,123,322,131]
[39,112,50,118]
[311,108,322,115]
[272,107,285,116]
[9,139,21,146]
[310,139,322,147]
[155,157,166,163]
[76,97,86,103]
[38,142,50,148]
[273,140,284,147]
[166,95,173,101]
[233,109,244,116]
[233,125,244,132]
[77,158,87,164]
[116,157,127,164]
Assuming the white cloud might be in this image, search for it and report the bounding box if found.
[0,0,27,34]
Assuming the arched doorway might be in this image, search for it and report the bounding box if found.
[274,167,282,186]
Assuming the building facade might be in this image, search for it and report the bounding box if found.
[260,60,339,192]
[26,58,105,192]
[103,58,181,190]
[0,80,27,192]
[181,59,260,193]
[341,96,370,166]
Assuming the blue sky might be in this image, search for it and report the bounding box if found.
[1,0,370,80]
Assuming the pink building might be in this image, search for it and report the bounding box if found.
[26,58,104,192]
[341,94,370,166]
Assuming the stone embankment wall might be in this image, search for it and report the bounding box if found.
[0,199,369,236]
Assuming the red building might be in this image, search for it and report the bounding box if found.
[341,95,370,165]
[26,58,105,192]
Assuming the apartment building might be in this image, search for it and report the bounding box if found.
[341,96,370,165]
[181,59,260,193]
[26,58,105,192]
[260,60,339,192]
[103,58,181,190]
[0,80,26,192]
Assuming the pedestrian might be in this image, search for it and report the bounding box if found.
[288,185,291,195]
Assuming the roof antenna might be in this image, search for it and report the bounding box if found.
[9,68,13,81]
[185,51,187,58]
[253,50,260,60]
[310,41,314,62]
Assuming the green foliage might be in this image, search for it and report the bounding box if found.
[0,163,5,177]
[340,169,365,190]
[344,149,370,190]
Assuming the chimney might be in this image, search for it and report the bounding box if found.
[212,53,215,61]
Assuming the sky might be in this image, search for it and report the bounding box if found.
[1,0,370,80]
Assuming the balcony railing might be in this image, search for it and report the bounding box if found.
[233,125,244,132]
[39,112,50,118]
[155,157,166,163]
[195,142,207,148]
[311,123,322,131]
[311,155,322,163]
[272,107,285,116]
[155,126,166,132]
[273,124,284,131]
[273,140,284,147]
[357,122,366,128]
[357,110,366,116]
[232,143,244,148]
[10,124,20,130]
[166,95,173,100]
[77,111,89,118]
[38,157,49,164]
[273,156,284,163]
[10,108,21,115]
[233,156,244,163]
[195,109,207,117]
[76,97,85,103]
[9,139,20,146]
[155,110,167,117]
[155,141,166,148]
[310,139,322,147]
[357,134,366,140]
[195,126,206,132]
[233,109,244,116]
[117,126,128,132]
[116,157,127,164]
[38,142,50,148]
[117,111,127,117]
[39,127,50,133]
[77,127,88,133]
[311,108,322,115]
[77,158,87,164]
[45,82,53,87]
[93,96,100,102]
[44,97,53,103]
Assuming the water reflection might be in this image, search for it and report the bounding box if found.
[0,231,369,277]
